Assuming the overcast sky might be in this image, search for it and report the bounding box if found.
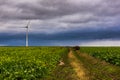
[0,0,120,46]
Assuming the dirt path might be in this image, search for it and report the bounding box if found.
[68,50,89,80]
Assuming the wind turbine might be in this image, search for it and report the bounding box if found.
[7,21,66,46]
[25,21,30,47]
[7,21,31,47]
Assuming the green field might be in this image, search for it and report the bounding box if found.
[80,47,120,66]
[0,47,120,80]
[0,47,69,80]
[73,47,120,79]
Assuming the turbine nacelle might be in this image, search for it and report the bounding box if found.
[25,26,28,28]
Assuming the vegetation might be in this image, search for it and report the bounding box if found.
[1,46,120,80]
[73,50,120,80]
[0,47,69,80]
[51,49,77,80]
[80,47,120,66]
[72,48,120,80]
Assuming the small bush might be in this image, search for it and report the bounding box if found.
[73,46,80,51]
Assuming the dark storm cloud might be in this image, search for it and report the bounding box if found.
[0,26,120,46]
[96,0,120,16]
[61,16,99,24]
[0,0,120,46]
[1,27,120,43]
[1,0,120,20]
[0,0,98,20]
[0,0,120,28]
[0,0,6,5]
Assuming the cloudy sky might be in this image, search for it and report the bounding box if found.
[0,0,120,46]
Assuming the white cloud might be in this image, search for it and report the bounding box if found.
[81,40,120,46]
[0,44,7,46]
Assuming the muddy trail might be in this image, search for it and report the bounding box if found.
[68,50,89,80]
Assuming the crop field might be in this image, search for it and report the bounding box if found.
[0,47,120,80]
[0,47,69,80]
[80,47,120,66]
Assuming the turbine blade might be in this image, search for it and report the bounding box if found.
[7,26,26,28]
[30,27,66,29]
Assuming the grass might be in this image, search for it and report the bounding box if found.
[80,47,120,66]
[48,49,78,80]
[73,49,120,80]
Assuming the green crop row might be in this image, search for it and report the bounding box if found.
[80,47,120,66]
[0,47,69,80]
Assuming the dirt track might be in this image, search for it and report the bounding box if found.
[68,50,89,80]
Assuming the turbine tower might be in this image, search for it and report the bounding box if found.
[25,21,30,47]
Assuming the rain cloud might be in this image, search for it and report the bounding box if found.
[0,0,120,46]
